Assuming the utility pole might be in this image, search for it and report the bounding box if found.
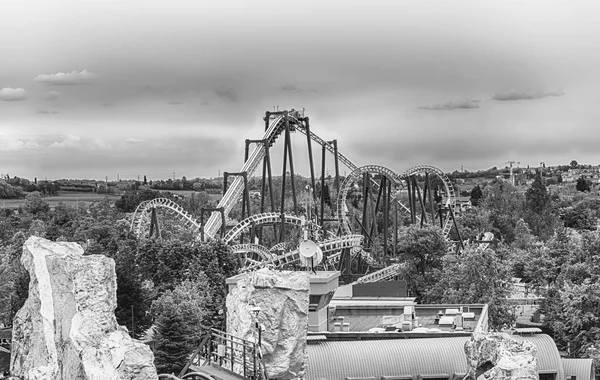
[506,161,520,186]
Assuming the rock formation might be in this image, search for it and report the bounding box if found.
[226,268,310,380]
[10,236,157,380]
[464,332,538,380]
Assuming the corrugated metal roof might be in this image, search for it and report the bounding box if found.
[512,334,564,380]
[562,358,595,380]
[307,337,470,380]
[306,334,563,380]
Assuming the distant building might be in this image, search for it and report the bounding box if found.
[453,196,472,215]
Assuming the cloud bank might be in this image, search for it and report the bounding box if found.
[418,99,480,110]
[125,137,144,144]
[215,86,237,102]
[34,69,97,85]
[492,89,564,101]
[50,134,82,149]
[0,88,27,101]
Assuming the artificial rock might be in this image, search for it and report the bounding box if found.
[10,236,157,380]
[226,268,310,380]
[464,332,538,380]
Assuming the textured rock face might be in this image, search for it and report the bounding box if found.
[464,332,538,380]
[10,236,157,380]
[226,269,310,380]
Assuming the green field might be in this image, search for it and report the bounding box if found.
[0,193,121,210]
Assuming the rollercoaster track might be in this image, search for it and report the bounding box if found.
[131,198,201,238]
[336,165,403,236]
[241,234,364,273]
[231,243,274,261]
[203,114,297,238]
[223,212,305,243]
[203,110,372,239]
[294,127,415,217]
[203,110,456,241]
[323,246,377,270]
[401,164,456,237]
[351,263,405,285]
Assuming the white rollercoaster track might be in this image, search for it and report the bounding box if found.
[222,212,305,244]
[131,197,201,238]
[241,234,365,273]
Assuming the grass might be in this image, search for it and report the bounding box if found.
[0,192,121,210]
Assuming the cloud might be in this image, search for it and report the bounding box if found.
[0,88,27,101]
[492,89,565,101]
[43,91,61,100]
[50,134,82,149]
[92,138,111,150]
[279,83,318,93]
[280,83,301,92]
[418,99,480,110]
[168,101,185,105]
[34,69,97,85]
[25,141,41,150]
[37,108,59,114]
[125,137,144,144]
[215,86,238,102]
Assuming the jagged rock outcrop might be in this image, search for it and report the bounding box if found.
[464,332,538,380]
[10,236,157,380]
[226,269,310,380]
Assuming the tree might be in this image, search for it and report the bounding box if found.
[151,277,212,343]
[524,173,557,240]
[545,279,600,358]
[23,192,50,215]
[525,174,550,214]
[480,180,525,243]
[469,185,483,206]
[152,277,213,374]
[153,309,193,375]
[396,225,447,302]
[576,176,591,192]
[428,246,517,330]
[143,175,147,185]
[562,199,599,231]
[570,160,579,169]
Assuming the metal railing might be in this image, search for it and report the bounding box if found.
[184,328,268,380]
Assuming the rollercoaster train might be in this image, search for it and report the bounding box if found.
[130,109,493,284]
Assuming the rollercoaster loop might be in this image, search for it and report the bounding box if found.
[131,197,201,239]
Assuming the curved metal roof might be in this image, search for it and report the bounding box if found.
[513,334,564,380]
[307,337,470,380]
[562,358,595,380]
[306,334,564,380]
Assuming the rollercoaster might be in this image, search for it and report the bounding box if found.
[131,109,493,283]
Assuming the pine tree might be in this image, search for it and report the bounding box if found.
[469,184,483,206]
[525,173,550,214]
[154,310,192,375]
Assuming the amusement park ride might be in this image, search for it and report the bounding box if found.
[130,109,494,284]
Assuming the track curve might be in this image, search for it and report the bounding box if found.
[336,165,403,235]
[400,164,456,236]
[131,197,200,238]
[231,243,274,261]
[223,212,305,243]
[241,234,364,272]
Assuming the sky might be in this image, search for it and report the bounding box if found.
[1,0,600,181]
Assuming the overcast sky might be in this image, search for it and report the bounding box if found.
[1,0,599,180]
